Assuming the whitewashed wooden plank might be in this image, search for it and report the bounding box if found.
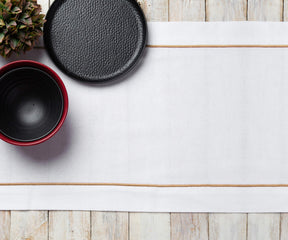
[248,214,280,240]
[283,0,288,21]
[0,211,10,240]
[206,0,247,21]
[169,0,205,21]
[248,0,283,21]
[209,214,247,240]
[280,213,288,239]
[171,213,208,240]
[130,213,170,240]
[10,211,48,240]
[38,0,49,15]
[49,0,168,21]
[137,0,168,21]
[91,212,128,240]
[49,211,90,240]
[35,0,48,48]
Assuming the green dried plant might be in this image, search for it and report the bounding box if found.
[0,0,45,58]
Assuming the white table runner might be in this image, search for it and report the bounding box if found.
[1,22,288,212]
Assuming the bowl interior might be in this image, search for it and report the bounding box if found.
[0,66,63,142]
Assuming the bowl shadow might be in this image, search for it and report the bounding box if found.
[17,118,72,163]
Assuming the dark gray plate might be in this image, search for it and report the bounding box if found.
[44,0,147,83]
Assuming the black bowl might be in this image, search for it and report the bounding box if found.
[0,62,68,145]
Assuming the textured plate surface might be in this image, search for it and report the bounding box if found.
[44,0,147,83]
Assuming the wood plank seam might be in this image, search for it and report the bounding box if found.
[128,213,130,240]
[205,0,207,21]
[167,0,169,21]
[282,0,284,21]
[246,214,248,240]
[169,213,171,240]
[279,217,281,240]
[283,0,288,22]
[247,0,248,20]
[207,213,210,240]
[47,211,49,240]
[90,211,93,240]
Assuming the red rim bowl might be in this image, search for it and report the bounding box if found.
[0,60,68,146]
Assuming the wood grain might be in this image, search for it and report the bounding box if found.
[0,211,10,240]
[171,213,208,240]
[137,0,169,21]
[206,0,247,21]
[49,0,168,21]
[248,214,280,240]
[91,212,128,240]
[169,0,205,21]
[130,213,170,240]
[209,214,247,240]
[280,214,288,239]
[10,211,48,240]
[282,0,288,22]
[49,211,90,240]
[248,0,283,21]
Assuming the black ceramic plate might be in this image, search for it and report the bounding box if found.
[44,0,147,83]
